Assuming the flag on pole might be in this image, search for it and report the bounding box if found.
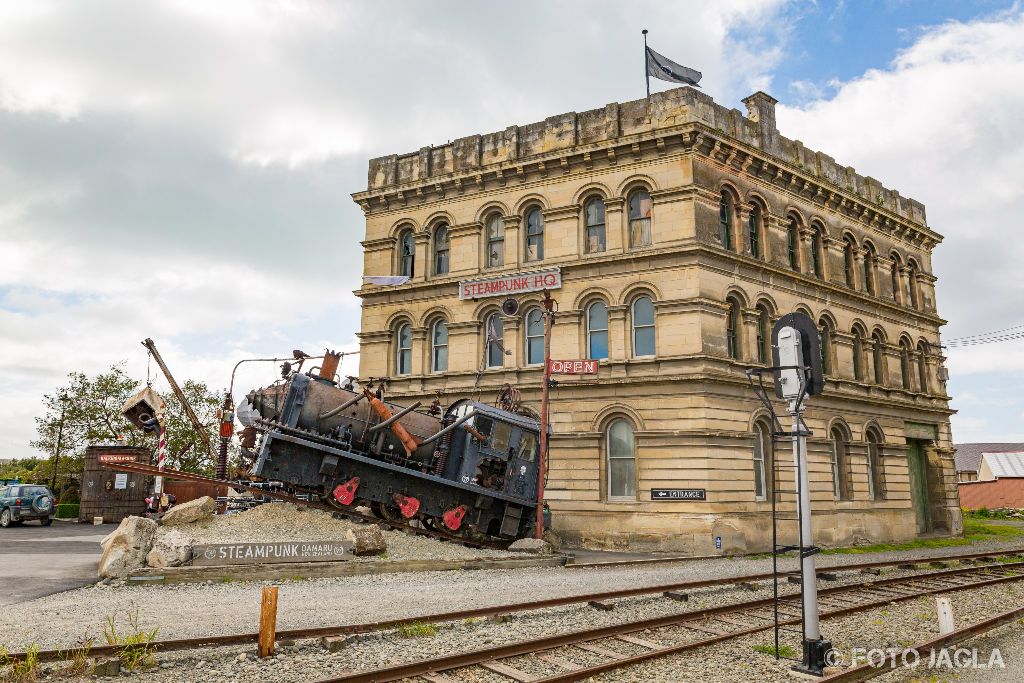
[645,46,701,87]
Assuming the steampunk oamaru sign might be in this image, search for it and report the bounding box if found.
[191,541,352,566]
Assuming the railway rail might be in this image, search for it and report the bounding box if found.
[6,547,1023,667]
[313,559,1024,683]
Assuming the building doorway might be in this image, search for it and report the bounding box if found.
[906,439,931,534]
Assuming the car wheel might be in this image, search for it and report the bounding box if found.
[40,517,53,527]
[0,508,10,528]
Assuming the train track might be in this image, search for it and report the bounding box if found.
[101,461,508,550]
[312,560,1024,683]
[7,547,1023,666]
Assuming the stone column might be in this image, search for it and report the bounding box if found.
[503,214,522,271]
[607,304,628,364]
[604,197,626,254]
[504,315,522,369]
[448,222,481,276]
[741,307,761,363]
[411,326,428,376]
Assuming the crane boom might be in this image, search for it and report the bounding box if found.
[141,338,218,463]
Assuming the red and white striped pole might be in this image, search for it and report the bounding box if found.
[155,413,166,497]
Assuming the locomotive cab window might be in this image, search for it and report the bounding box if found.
[517,432,538,462]
[490,421,513,455]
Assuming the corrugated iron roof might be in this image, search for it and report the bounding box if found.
[954,442,1024,473]
[982,452,1024,479]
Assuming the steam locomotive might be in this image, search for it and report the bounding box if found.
[240,361,547,540]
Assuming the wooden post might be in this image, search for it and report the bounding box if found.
[258,586,278,657]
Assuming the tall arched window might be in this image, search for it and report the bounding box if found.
[756,306,771,364]
[631,295,655,357]
[584,197,606,253]
[786,218,799,271]
[525,207,544,261]
[843,237,857,288]
[628,189,652,248]
[890,253,903,305]
[866,428,885,500]
[748,203,762,259]
[607,419,636,499]
[485,313,504,368]
[819,319,834,376]
[907,261,920,309]
[430,320,448,372]
[726,298,741,360]
[485,214,504,268]
[917,341,929,394]
[752,420,770,501]
[525,308,544,364]
[810,226,824,278]
[900,339,913,390]
[395,323,412,375]
[830,426,852,501]
[863,244,877,296]
[719,191,734,251]
[433,224,450,275]
[872,333,886,385]
[398,230,415,278]
[852,328,865,381]
[586,301,609,360]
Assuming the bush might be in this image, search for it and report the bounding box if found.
[54,503,79,519]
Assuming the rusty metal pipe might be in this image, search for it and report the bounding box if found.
[367,402,422,433]
[419,411,477,446]
[319,392,364,420]
[364,389,420,455]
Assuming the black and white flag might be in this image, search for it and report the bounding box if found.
[646,46,701,87]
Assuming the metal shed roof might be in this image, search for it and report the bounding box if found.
[982,452,1024,479]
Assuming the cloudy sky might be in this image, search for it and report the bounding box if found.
[2,0,1023,456]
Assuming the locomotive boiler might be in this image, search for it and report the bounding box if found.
[242,362,546,540]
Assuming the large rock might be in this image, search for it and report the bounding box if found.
[98,516,158,578]
[159,496,216,526]
[146,529,193,568]
[345,525,387,556]
[508,537,552,554]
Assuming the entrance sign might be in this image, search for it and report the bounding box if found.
[548,359,598,375]
[460,268,561,300]
[191,541,351,566]
[651,488,706,501]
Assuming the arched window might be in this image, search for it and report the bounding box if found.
[395,323,412,375]
[843,237,857,288]
[628,188,652,248]
[863,244,877,296]
[830,426,852,501]
[525,308,544,365]
[719,191,734,251]
[485,313,504,368]
[872,333,885,385]
[819,319,834,376]
[398,230,415,278]
[430,320,448,372]
[525,207,544,261]
[433,224,450,275]
[756,306,771,364]
[631,295,655,357]
[748,203,762,259]
[726,298,741,360]
[786,218,799,271]
[752,420,770,501]
[907,261,920,309]
[586,301,609,360]
[866,428,885,500]
[890,253,903,305]
[900,339,913,390]
[917,341,929,394]
[485,214,504,268]
[852,328,865,381]
[584,197,606,253]
[606,419,636,499]
[810,226,824,278]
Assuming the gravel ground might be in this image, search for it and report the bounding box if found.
[157,502,520,563]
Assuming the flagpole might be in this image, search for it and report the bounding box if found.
[642,29,650,99]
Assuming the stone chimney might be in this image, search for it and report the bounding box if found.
[742,91,779,155]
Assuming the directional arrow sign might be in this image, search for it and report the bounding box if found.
[651,488,706,501]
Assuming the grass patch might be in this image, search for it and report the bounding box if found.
[396,621,438,638]
[752,643,797,658]
[821,519,1024,556]
[0,643,40,683]
[103,603,159,673]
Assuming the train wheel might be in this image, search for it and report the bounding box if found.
[320,493,350,512]
[370,500,404,524]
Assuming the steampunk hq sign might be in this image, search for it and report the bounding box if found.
[459,268,561,300]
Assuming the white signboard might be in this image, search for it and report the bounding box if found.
[459,268,561,300]
[114,473,128,490]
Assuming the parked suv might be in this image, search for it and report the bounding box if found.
[0,484,55,527]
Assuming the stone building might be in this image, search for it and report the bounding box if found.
[351,86,960,552]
